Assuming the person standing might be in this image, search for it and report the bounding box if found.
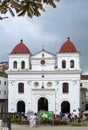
[29,113,36,127]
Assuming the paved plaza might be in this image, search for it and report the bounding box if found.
[3,124,88,130]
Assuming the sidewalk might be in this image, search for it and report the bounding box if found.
[9,124,88,130]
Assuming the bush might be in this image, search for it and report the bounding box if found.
[18,121,29,125]
[60,120,69,125]
[1,114,7,122]
[70,122,87,126]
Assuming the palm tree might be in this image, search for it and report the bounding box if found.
[0,0,60,19]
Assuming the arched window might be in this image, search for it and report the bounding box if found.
[62,60,66,69]
[62,83,69,93]
[70,60,74,68]
[18,83,24,93]
[47,82,52,87]
[34,82,39,87]
[13,61,17,69]
[21,61,25,69]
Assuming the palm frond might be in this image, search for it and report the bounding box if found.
[8,6,15,16]
[0,0,59,18]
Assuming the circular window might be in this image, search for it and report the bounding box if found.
[34,82,39,87]
[40,60,45,65]
[47,82,52,87]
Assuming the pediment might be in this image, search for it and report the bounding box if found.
[31,50,55,59]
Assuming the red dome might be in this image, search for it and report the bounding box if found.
[11,40,30,54]
[59,37,77,53]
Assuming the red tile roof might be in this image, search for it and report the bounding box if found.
[59,37,77,53]
[81,75,88,80]
[11,40,30,54]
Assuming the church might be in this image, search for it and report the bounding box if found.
[7,37,82,115]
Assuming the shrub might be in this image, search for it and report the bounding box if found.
[18,121,29,125]
[70,122,87,126]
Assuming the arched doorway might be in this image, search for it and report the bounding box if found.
[17,100,25,113]
[38,97,48,112]
[61,101,70,113]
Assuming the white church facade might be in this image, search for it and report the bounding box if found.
[7,37,82,115]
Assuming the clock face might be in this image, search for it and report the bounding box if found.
[40,60,45,65]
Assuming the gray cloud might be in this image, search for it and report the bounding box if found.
[0,0,88,73]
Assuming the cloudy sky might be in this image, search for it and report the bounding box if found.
[0,0,88,73]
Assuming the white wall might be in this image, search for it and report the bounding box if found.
[9,54,30,70]
[8,71,81,114]
[57,53,80,70]
[7,49,81,114]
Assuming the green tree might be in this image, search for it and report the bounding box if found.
[0,0,60,20]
